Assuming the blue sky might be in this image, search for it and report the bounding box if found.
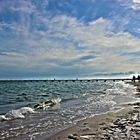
[0,0,140,79]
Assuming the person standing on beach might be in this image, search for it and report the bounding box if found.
[132,75,136,82]
[138,75,140,82]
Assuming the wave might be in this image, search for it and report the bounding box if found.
[0,107,34,121]
[0,98,61,121]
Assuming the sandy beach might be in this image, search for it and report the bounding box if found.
[47,81,140,140]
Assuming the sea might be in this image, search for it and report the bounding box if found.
[0,78,139,140]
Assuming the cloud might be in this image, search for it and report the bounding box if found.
[133,0,140,3]
[118,0,140,10]
[0,52,20,56]
[0,23,26,33]
[131,0,140,10]
[134,28,140,33]
[35,16,140,73]
[10,1,35,14]
[0,0,140,78]
[1,14,140,76]
[0,0,48,14]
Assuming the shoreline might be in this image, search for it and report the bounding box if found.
[46,81,140,140]
[46,106,133,140]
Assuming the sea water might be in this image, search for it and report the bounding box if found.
[0,80,138,139]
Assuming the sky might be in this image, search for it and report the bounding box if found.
[0,0,140,79]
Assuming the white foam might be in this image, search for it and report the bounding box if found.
[19,107,35,114]
[0,115,9,121]
[5,110,25,119]
[0,107,34,121]
[51,98,61,104]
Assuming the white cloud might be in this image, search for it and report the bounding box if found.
[1,15,140,74]
[0,22,26,33]
[133,0,140,3]
[119,0,140,10]
[134,28,140,33]
[10,1,35,13]
[0,51,28,67]
[31,16,140,72]
[132,0,140,10]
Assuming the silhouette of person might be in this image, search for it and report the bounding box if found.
[132,75,136,82]
[137,75,140,82]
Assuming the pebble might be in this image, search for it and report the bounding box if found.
[100,103,140,139]
[67,102,140,140]
[134,122,140,127]
[68,134,79,140]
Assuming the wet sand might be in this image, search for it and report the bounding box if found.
[46,81,140,140]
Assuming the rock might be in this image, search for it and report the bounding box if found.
[121,118,128,121]
[119,133,127,139]
[44,100,55,107]
[113,118,120,125]
[83,122,88,125]
[68,134,79,140]
[82,108,140,139]
[102,126,108,130]
[125,126,132,138]
[107,130,113,134]
[99,135,106,139]
[82,127,90,131]
[119,124,126,130]
[110,124,118,129]
[135,129,140,135]
[133,106,140,109]
[80,134,96,139]
[33,103,44,109]
[133,102,140,106]
[115,128,122,133]
[134,122,140,127]
[132,113,139,122]
[128,119,135,124]
[113,135,119,139]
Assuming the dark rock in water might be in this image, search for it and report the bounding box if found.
[33,99,57,110]
[44,100,55,107]
[34,104,40,108]
[33,104,44,109]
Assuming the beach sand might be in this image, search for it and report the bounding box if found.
[47,82,140,140]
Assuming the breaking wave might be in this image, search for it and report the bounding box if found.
[0,98,61,121]
[0,107,34,121]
